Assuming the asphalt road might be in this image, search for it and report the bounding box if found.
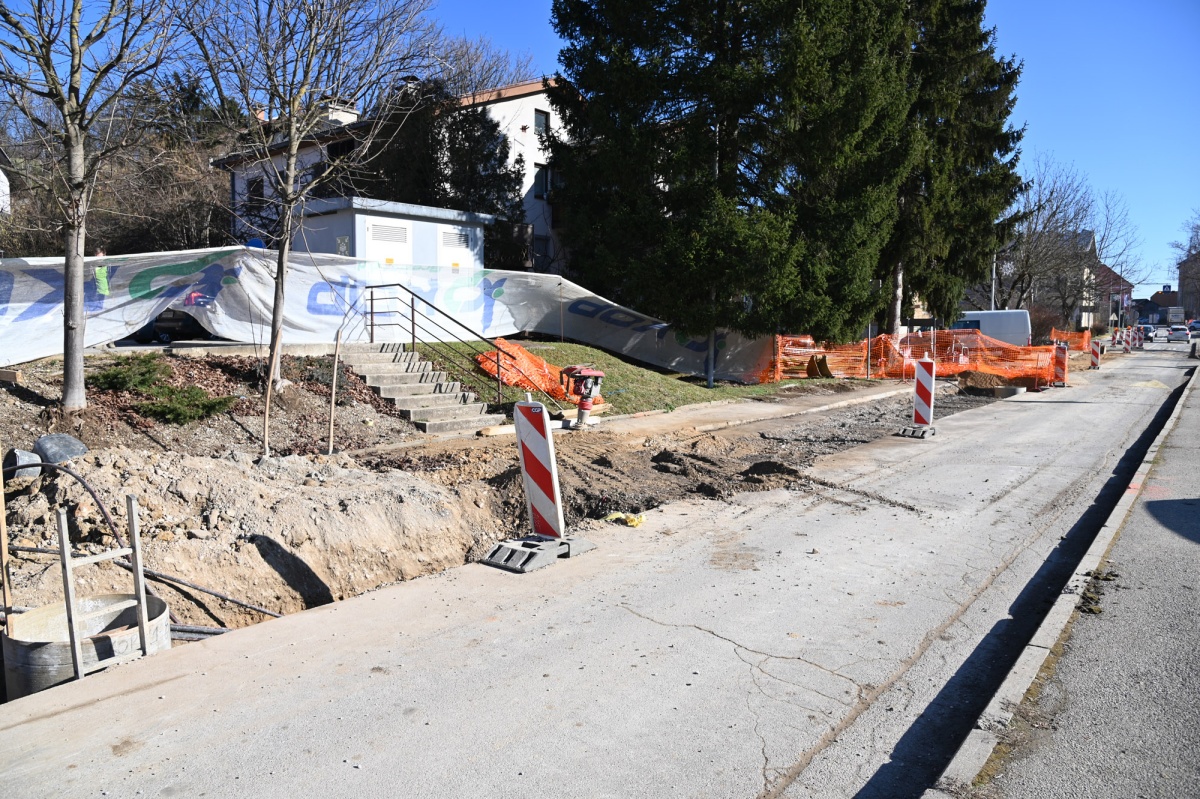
[0,346,1193,799]
[979,345,1200,799]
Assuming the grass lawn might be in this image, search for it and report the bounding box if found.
[415,338,849,418]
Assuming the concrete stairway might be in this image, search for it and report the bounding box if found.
[340,343,506,434]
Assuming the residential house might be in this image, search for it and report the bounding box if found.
[1090,263,1135,330]
[1179,254,1200,319]
[461,79,565,273]
[215,81,566,274]
[970,229,1102,329]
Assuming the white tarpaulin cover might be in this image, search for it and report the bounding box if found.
[0,246,773,381]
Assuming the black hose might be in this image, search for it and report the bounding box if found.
[2,461,181,624]
[170,624,229,635]
[112,560,282,619]
[7,545,282,619]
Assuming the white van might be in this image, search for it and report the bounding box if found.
[949,310,1032,347]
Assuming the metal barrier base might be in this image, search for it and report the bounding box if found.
[481,536,597,574]
[896,426,936,439]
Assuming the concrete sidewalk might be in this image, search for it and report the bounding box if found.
[924,359,1199,797]
[599,380,911,436]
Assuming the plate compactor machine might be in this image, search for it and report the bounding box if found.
[560,365,604,429]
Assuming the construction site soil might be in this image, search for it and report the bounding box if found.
[1,353,999,635]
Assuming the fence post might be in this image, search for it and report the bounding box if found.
[369,290,376,344]
[410,294,416,353]
[774,334,782,383]
[494,350,503,404]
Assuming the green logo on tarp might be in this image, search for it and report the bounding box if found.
[128,251,233,300]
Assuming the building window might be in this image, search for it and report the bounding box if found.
[533,235,551,272]
[534,164,548,199]
[534,110,549,136]
[246,177,265,211]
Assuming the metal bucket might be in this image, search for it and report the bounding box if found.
[2,594,171,701]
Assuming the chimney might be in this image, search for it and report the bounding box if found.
[320,99,358,127]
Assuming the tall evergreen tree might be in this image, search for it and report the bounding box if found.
[880,0,1025,331]
[547,0,915,347]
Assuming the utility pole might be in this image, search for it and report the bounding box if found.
[991,252,996,311]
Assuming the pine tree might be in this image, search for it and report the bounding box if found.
[880,0,1025,331]
[546,0,916,344]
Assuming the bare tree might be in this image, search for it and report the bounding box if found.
[182,0,439,456]
[0,0,175,410]
[979,155,1143,329]
[980,156,1094,315]
[1172,209,1200,318]
[437,36,536,98]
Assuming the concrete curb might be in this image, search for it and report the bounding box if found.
[923,361,1200,798]
[692,386,911,433]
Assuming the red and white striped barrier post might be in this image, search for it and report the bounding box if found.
[900,356,936,438]
[481,400,596,573]
[1090,339,1101,370]
[1053,342,1068,386]
[514,401,565,539]
[1122,329,1131,354]
[1136,327,1144,349]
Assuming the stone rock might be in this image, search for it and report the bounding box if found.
[34,434,89,465]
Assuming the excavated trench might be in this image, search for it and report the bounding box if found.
[2,386,994,641]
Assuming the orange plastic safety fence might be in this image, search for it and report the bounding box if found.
[1050,327,1091,352]
[765,330,1056,385]
[475,338,604,406]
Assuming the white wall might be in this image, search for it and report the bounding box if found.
[228,148,325,243]
[477,86,566,273]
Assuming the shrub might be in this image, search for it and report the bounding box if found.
[137,386,237,424]
[88,353,171,393]
[90,353,236,424]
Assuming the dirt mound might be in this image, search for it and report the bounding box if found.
[958,370,1006,390]
[3,448,500,628]
[1,353,419,457]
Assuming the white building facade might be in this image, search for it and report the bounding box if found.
[463,79,566,273]
[217,81,567,273]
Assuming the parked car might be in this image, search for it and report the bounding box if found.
[127,290,213,343]
[1189,320,1200,332]
[1166,325,1190,342]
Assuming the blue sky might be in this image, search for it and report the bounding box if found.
[433,0,1200,298]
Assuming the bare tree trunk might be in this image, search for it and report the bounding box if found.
[61,141,89,412]
[261,233,291,458]
[885,260,904,335]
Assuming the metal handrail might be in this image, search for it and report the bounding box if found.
[360,282,563,410]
